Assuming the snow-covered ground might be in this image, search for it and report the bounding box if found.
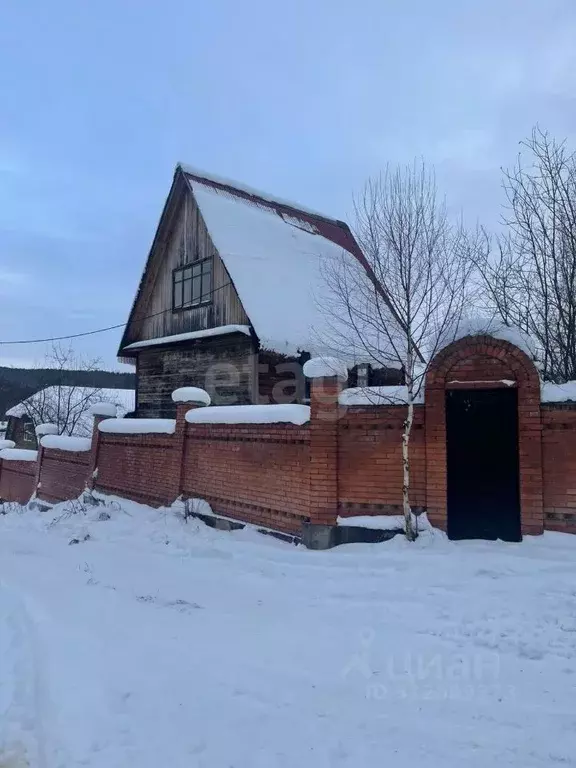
[1,497,576,767]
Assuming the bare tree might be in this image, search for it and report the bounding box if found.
[22,344,107,437]
[474,128,576,382]
[321,162,478,540]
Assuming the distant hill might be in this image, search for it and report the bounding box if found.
[0,367,136,416]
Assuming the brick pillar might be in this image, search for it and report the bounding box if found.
[33,423,57,500]
[171,388,211,498]
[308,375,342,526]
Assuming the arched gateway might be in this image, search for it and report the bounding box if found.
[425,335,544,540]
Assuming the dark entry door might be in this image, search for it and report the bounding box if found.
[446,389,521,542]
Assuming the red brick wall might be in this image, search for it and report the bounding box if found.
[37,448,91,504]
[338,405,426,517]
[0,459,36,504]
[94,433,180,507]
[542,405,576,533]
[182,424,310,534]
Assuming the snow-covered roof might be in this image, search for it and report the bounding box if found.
[182,168,362,356]
[6,387,135,437]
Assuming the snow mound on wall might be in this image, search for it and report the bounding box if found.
[40,435,92,452]
[35,423,58,437]
[98,418,176,435]
[339,385,425,406]
[0,440,15,450]
[303,357,348,380]
[0,448,38,462]
[186,404,311,426]
[541,381,576,403]
[172,387,211,405]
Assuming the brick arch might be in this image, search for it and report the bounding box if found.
[425,335,543,536]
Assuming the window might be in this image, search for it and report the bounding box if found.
[173,259,212,310]
[23,421,36,444]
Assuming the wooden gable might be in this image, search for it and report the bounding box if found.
[119,169,249,354]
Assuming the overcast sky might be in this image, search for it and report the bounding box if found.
[1,0,575,369]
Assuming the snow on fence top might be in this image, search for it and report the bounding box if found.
[89,402,118,418]
[124,325,251,351]
[185,404,311,426]
[541,382,576,403]
[0,448,38,462]
[171,387,211,406]
[0,439,15,450]
[339,386,424,406]
[40,435,92,452]
[303,357,348,380]
[35,423,58,437]
[98,418,177,435]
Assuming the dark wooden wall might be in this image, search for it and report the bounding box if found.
[125,177,249,347]
[137,335,257,418]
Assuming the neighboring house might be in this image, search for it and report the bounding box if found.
[5,387,135,449]
[118,165,401,417]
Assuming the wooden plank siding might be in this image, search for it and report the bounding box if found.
[124,179,248,346]
[137,336,257,418]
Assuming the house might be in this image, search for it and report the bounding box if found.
[118,165,401,417]
[5,387,135,449]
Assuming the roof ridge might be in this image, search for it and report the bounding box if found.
[177,163,347,227]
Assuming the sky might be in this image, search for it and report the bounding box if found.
[1,0,575,370]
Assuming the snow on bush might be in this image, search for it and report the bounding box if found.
[171,387,211,406]
[186,404,311,426]
[98,418,176,435]
[303,357,348,380]
[40,435,92,452]
[35,423,58,437]
[89,402,118,418]
[0,439,15,450]
[339,385,425,406]
[0,448,38,462]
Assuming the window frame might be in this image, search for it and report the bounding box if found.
[172,257,213,312]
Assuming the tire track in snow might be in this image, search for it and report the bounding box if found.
[0,581,54,768]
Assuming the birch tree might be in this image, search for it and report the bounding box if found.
[322,162,477,540]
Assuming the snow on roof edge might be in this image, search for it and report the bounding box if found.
[178,163,343,223]
[123,325,251,352]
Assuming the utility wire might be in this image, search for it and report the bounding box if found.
[0,282,233,346]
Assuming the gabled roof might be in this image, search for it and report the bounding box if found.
[119,166,374,357]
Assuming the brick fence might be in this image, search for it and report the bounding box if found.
[1,336,576,541]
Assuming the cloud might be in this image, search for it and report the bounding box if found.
[0,269,30,295]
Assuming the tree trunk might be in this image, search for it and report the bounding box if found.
[402,397,416,540]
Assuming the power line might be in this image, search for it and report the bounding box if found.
[0,282,233,346]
